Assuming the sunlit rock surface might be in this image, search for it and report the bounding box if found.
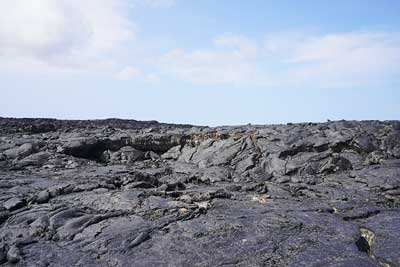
[0,118,399,266]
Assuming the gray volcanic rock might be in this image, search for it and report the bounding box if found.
[3,198,25,211]
[0,117,399,266]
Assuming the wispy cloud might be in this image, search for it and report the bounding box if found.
[158,35,262,86]
[114,66,141,80]
[281,32,400,87]
[114,66,162,84]
[130,0,176,8]
[159,31,400,88]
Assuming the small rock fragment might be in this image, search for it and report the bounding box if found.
[3,198,25,211]
[145,151,160,161]
[251,195,270,204]
[196,201,210,210]
[128,231,150,249]
[36,190,50,204]
[161,145,181,160]
[7,246,21,264]
[179,194,193,203]
[4,143,35,159]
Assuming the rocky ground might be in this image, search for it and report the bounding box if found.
[0,117,399,267]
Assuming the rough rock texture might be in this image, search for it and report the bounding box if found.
[0,117,399,267]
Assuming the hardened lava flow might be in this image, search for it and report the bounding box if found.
[0,118,399,266]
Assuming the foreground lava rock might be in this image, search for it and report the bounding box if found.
[0,117,399,267]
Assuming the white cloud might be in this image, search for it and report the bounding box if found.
[159,35,262,86]
[275,31,400,87]
[158,31,400,88]
[128,0,176,8]
[0,0,134,69]
[114,67,162,83]
[1,1,398,90]
[213,35,259,58]
[114,66,141,80]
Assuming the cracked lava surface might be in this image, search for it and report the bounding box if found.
[0,118,399,266]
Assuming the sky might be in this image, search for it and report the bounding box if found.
[1,0,400,126]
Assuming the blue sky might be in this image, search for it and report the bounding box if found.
[1,0,399,126]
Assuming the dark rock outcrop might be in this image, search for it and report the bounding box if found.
[0,117,399,266]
